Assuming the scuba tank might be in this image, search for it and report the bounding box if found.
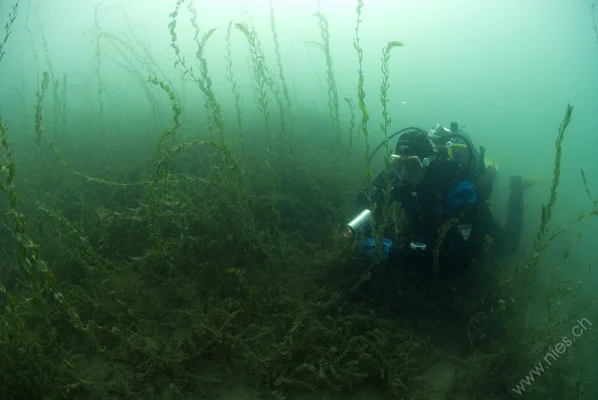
[369,122,498,201]
[427,122,477,175]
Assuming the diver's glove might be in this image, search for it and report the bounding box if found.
[361,237,392,261]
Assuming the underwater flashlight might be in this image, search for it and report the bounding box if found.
[342,209,372,240]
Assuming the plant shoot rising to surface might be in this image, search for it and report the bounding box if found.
[354,0,372,193]
[0,1,19,72]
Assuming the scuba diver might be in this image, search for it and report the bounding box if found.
[343,122,531,279]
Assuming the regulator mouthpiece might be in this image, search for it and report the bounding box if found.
[342,209,372,239]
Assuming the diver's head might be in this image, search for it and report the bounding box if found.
[392,130,436,187]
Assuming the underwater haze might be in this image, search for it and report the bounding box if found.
[0,0,597,399]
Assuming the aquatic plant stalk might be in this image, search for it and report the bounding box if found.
[236,21,280,222]
[377,40,403,231]
[225,21,244,153]
[270,0,295,156]
[60,74,67,134]
[379,41,403,166]
[0,2,86,343]
[168,0,224,140]
[188,2,225,140]
[37,17,61,134]
[535,104,573,246]
[146,76,182,249]
[0,1,19,75]
[344,97,356,156]
[148,77,182,181]
[354,0,372,193]
[515,104,575,287]
[314,10,343,168]
[93,4,107,135]
[34,71,50,147]
[580,168,597,208]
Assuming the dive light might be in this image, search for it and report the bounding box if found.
[342,209,372,240]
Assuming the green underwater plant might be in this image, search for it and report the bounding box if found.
[148,78,182,177]
[187,2,225,140]
[379,41,403,164]
[270,0,294,155]
[37,16,62,134]
[344,97,356,156]
[0,1,19,75]
[235,20,280,221]
[0,0,596,398]
[314,10,341,155]
[34,70,50,148]
[353,0,372,196]
[60,73,67,133]
[93,3,107,135]
[519,104,575,286]
[168,0,224,140]
[0,8,101,397]
[376,40,403,239]
[225,20,244,150]
[581,168,597,208]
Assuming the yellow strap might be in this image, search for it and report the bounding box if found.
[484,154,499,171]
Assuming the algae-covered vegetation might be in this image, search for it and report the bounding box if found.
[0,1,597,399]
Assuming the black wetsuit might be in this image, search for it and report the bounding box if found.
[356,161,524,278]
